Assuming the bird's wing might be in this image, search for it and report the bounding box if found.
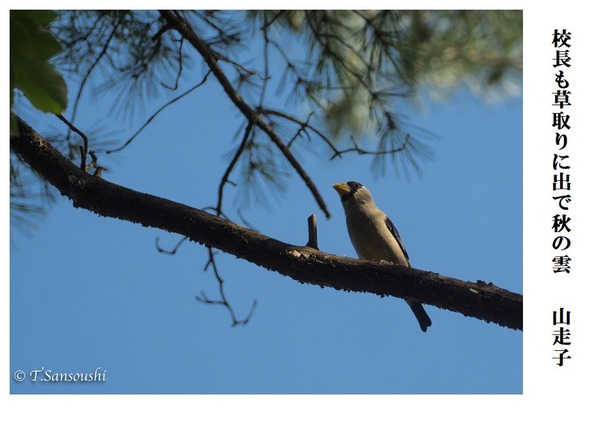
[384,216,411,266]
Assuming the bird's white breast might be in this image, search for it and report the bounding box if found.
[343,204,409,267]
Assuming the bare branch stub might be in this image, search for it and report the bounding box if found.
[306,214,319,249]
[88,150,107,177]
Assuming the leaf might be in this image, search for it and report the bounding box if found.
[21,10,58,28]
[11,11,62,62]
[10,10,67,114]
[12,55,67,113]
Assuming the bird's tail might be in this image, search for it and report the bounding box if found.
[407,301,432,332]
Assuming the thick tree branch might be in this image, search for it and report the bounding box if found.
[159,10,331,219]
[11,118,523,331]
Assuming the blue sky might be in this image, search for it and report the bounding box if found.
[10,92,523,394]
[9,12,523,394]
[7,4,600,432]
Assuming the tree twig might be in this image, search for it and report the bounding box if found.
[67,15,121,146]
[54,114,89,171]
[260,11,285,31]
[160,10,332,219]
[330,134,412,160]
[259,108,338,154]
[161,37,185,90]
[216,121,254,217]
[155,235,188,254]
[197,247,257,326]
[107,71,212,154]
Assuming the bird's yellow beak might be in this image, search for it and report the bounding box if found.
[332,182,351,196]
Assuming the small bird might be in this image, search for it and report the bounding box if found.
[332,181,432,332]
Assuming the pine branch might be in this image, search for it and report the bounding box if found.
[159,10,331,219]
[12,117,523,331]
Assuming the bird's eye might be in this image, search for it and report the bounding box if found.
[347,181,362,191]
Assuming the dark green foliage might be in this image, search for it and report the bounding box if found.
[10,10,68,132]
